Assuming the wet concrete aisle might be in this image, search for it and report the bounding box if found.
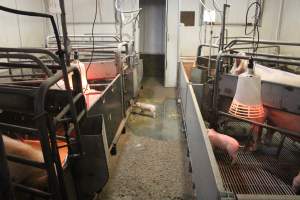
[98,78,194,200]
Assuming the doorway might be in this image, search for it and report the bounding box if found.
[139,0,166,83]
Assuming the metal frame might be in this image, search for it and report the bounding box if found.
[212,40,300,141]
[178,58,300,199]
[177,62,235,200]
[0,4,87,200]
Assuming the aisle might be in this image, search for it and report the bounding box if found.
[98,77,194,200]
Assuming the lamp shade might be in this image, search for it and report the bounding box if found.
[229,73,264,119]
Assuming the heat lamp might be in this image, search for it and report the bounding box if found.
[229,58,264,119]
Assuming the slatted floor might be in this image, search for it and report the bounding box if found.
[215,135,300,196]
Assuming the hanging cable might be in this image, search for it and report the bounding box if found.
[245,0,262,53]
[199,0,213,11]
[212,0,222,13]
[84,0,98,93]
[115,0,141,14]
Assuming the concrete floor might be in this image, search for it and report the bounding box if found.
[98,77,194,200]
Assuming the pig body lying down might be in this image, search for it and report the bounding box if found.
[2,135,47,188]
[208,129,240,164]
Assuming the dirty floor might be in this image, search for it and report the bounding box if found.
[98,77,194,200]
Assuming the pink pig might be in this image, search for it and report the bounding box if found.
[2,135,47,188]
[293,172,300,193]
[208,129,240,164]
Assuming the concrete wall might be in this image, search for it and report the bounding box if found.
[179,0,300,57]
[0,0,47,47]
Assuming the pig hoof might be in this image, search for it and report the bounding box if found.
[249,144,257,152]
[263,138,272,146]
[189,162,192,173]
[231,159,237,165]
[110,145,117,155]
[122,127,126,134]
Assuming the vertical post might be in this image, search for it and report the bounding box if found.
[0,134,15,200]
[58,0,71,66]
[218,4,230,51]
[211,54,223,129]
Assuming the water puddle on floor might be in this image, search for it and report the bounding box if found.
[127,98,181,141]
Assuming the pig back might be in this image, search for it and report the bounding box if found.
[267,108,300,140]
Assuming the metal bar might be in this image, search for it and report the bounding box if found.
[0,85,37,96]
[46,117,69,200]
[54,93,83,123]
[244,52,300,61]
[0,62,61,70]
[211,56,223,128]
[220,54,300,66]
[58,0,71,66]
[6,155,45,169]
[0,122,38,133]
[218,111,300,139]
[225,39,300,50]
[0,5,66,200]
[0,47,60,64]
[0,73,44,78]
[35,115,62,200]
[219,4,230,51]
[47,34,121,42]
[0,54,53,76]
[13,183,52,199]
[225,45,281,54]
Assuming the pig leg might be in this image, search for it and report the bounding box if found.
[263,129,275,145]
[228,147,238,165]
[251,125,264,151]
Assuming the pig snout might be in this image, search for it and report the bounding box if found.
[2,135,47,189]
[292,172,300,194]
[208,129,240,164]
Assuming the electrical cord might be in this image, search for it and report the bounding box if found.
[199,0,213,11]
[115,0,141,14]
[84,0,98,93]
[212,0,222,13]
[245,1,262,53]
[123,10,140,25]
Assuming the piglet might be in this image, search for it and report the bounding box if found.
[2,135,47,188]
[293,172,300,194]
[208,129,240,164]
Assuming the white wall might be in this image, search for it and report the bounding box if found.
[0,0,47,47]
[179,0,201,57]
[51,0,139,50]
[276,0,300,56]
[179,0,300,57]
